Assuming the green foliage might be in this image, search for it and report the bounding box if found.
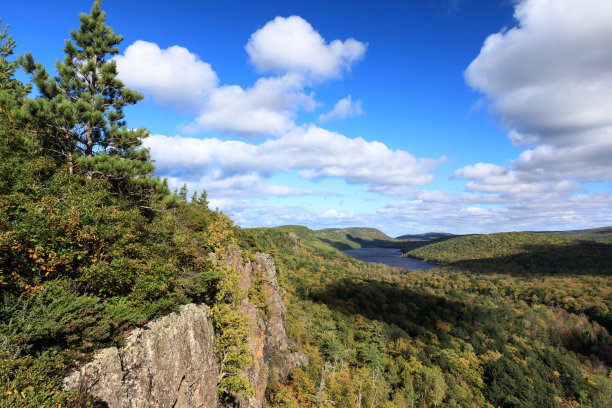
[16,0,171,205]
[255,226,612,408]
[546,226,612,244]
[3,3,612,407]
[178,183,188,201]
[192,189,210,209]
[0,3,258,405]
[409,232,570,263]
[0,280,143,407]
[209,250,255,401]
[315,227,397,250]
[0,20,30,110]
[274,225,444,251]
[248,263,270,317]
[407,231,612,275]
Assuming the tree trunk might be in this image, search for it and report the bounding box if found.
[316,361,329,406]
[67,152,73,174]
[331,356,337,378]
[370,368,379,408]
[85,121,93,179]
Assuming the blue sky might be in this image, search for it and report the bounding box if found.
[4,0,612,236]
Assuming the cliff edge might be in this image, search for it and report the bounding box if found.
[63,249,304,407]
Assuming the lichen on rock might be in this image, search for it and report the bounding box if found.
[63,249,305,408]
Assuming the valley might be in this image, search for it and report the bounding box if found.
[1,1,611,406]
[247,225,612,407]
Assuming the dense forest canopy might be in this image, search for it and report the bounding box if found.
[407,232,612,275]
[1,1,611,407]
[252,226,612,408]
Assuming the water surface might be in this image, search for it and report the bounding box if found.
[343,247,438,270]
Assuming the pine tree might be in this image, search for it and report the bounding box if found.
[18,0,170,204]
[196,190,209,209]
[178,183,188,202]
[0,20,30,115]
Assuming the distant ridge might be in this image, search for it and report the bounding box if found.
[537,226,612,243]
[407,230,612,275]
[395,232,455,241]
[261,225,456,251]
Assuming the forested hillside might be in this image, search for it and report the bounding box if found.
[2,2,612,407]
[316,227,397,249]
[407,232,612,275]
[0,3,260,405]
[250,226,612,407]
[271,225,447,251]
[543,227,612,244]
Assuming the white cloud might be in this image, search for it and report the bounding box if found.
[184,74,315,136]
[453,162,582,200]
[453,162,505,180]
[318,95,363,123]
[163,172,320,201]
[512,139,612,183]
[276,126,443,186]
[377,191,612,235]
[145,126,443,195]
[115,41,218,110]
[208,190,612,237]
[465,0,612,183]
[116,42,315,136]
[246,16,366,79]
[116,16,367,137]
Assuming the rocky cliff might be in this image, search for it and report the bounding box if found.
[64,250,304,407]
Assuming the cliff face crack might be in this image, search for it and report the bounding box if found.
[117,349,126,384]
[116,348,131,403]
[171,374,186,408]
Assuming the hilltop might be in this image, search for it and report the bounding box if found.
[266,225,452,252]
[395,232,455,241]
[541,226,612,244]
[407,230,612,275]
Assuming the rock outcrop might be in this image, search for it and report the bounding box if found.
[63,303,219,407]
[227,250,306,407]
[64,249,304,408]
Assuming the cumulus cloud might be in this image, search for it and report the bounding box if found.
[378,191,612,235]
[116,42,314,136]
[115,41,218,110]
[465,0,612,183]
[453,162,582,200]
[145,126,443,194]
[115,16,368,137]
[210,189,612,237]
[512,140,612,183]
[246,16,366,79]
[163,172,321,202]
[220,201,365,231]
[184,74,315,136]
[276,126,443,186]
[318,95,363,123]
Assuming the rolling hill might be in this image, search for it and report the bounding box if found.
[407,231,612,275]
[262,225,456,251]
[542,226,612,243]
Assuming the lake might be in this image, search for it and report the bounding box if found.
[343,247,438,270]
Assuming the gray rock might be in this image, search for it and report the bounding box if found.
[64,249,305,408]
[63,303,219,408]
